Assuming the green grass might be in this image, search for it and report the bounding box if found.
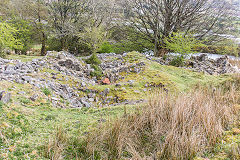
[7,54,43,62]
[0,52,238,159]
[32,44,42,50]
[0,82,136,159]
[89,52,231,100]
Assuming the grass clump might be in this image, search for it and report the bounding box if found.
[85,53,101,65]
[42,87,51,96]
[90,64,103,79]
[98,41,114,53]
[59,84,239,160]
[85,53,103,79]
[44,127,67,160]
[169,56,185,67]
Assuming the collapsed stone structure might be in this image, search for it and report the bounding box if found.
[146,53,239,75]
[0,51,145,108]
[0,51,239,108]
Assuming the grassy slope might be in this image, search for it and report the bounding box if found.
[89,52,231,101]
[0,52,237,159]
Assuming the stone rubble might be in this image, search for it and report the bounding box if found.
[0,51,145,108]
[146,53,239,75]
[0,91,11,103]
[0,51,238,107]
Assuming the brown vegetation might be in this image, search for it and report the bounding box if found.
[230,59,240,69]
[45,127,67,160]
[46,75,240,160]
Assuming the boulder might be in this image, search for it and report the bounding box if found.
[30,94,39,101]
[0,91,11,103]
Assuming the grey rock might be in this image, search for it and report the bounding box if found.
[103,88,110,96]
[89,98,94,102]
[0,91,11,103]
[115,83,121,87]
[30,94,39,101]
[22,76,32,82]
[69,98,82,108]
[128,80,135,86]
[18,91,26,95]
[81,100,91,108]
[52,97,60,101]
[134,90,140,94]
[81,82,86,87]
[88,93,95,98]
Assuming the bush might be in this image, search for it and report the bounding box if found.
[98,42,114,53]
[0,21,23,57]
[42,88,51,96]
[9,19,34,54]
[85,53,101,65]
[68,40,92,56]
[164,32,202,57]
[90,64,103,79]
[46,37,62,52]
[195,45,240,57]
[110,26,154,54]
[169,56,185,67]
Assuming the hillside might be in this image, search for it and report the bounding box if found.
[0,52,239,159]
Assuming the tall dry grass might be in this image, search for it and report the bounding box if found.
[46,74,240,160]
[80,86,239,159]
[229,59,240,69]
[44,127,67,160]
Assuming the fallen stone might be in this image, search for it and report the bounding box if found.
[30,94,39,101]
[81,100,91,108]
[0,91,11,103]
[89,98,94,102]
[103,88,110,96]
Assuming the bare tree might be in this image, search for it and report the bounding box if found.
[48,0,86,50]
[28,0,49,55]
[48,0,115,53]
[121,0,229,56]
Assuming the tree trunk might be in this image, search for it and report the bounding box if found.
[155,46,168,57]
[60,37,67,51]
[41,32,46,56]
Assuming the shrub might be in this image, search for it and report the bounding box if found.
[164,32,203,66]
[90,64,103,79]
[169,56,185,67]
[9,19,34,54]
[98,42,114,53]
[85,53,101,65]
[195,45,240,57]
[46,37,62,52]
[0,21,23,57]
[110,26,154,54]
[164,32,202,56]
[42,88,51,96]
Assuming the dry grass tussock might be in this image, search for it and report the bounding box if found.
[229,59,240,69]
[44,127,67,160]
[46,74,240,160]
